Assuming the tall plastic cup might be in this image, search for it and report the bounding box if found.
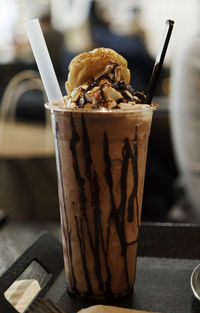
[45,105,154,299]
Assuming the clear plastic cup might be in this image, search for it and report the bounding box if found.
[45,104,154,299]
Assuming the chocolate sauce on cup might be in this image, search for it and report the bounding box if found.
[46,104,155,300]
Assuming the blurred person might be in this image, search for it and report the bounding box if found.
[90,1,155,92]
[51,0,96,87]
[40,14,64,80]
[170,33,200,222]
[51,0,94,54]
[13,13,65,121]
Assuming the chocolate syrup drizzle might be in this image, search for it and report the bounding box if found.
[69,115,95,297]
[81,114,105,292]
[74,63,146,108]
[55,122,80,296]
[103,133,139,291]
[127,131,139,225]
[77,63,117,108]
[56,113,141,298]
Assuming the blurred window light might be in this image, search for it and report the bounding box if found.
[0,0,18,63]
[95,0,143,35]
[0,0,51,64]
[140,0,199,65]
[38,0,51,4]
[51,0,92,31]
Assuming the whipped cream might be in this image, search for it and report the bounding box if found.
[62,62,148,110]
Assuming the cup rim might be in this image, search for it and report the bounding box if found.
[45,103,158,114]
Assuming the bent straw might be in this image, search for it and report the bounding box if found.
[25,18,64,105]
[147,19,174,104]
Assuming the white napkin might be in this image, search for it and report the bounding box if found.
[4,279,41,313]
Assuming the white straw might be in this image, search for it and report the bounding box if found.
[25,18,64,105]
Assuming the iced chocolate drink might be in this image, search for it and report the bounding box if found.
[45,48,156,299]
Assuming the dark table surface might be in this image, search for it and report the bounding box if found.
[1,221,200,313]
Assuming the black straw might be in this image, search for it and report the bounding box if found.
[147,19,174,104]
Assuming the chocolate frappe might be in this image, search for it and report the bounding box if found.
[45,48,156,299]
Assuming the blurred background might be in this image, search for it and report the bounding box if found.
[0,0,200,223]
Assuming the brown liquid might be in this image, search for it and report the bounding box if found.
[51,109,153,299]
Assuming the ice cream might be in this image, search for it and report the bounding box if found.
[65,64,148,110]
[46,48,156,299]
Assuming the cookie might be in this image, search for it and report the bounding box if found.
[65,48,131,95]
